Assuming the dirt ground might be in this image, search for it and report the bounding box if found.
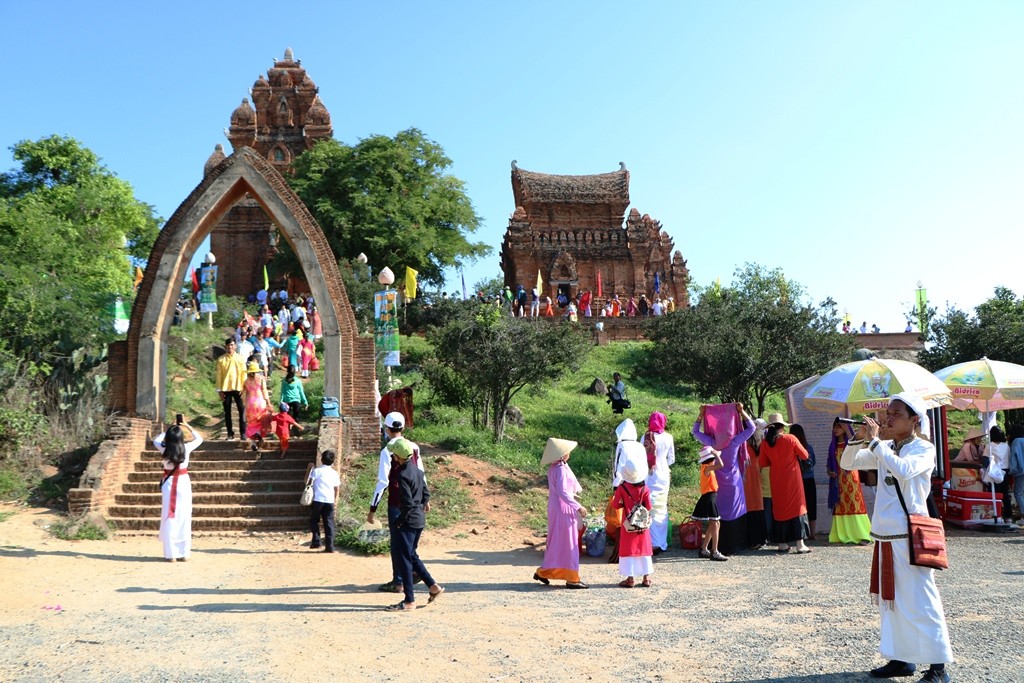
[2,453,1022,683]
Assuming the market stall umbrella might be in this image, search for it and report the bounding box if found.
[933,357,1024,412]
[803,358,952,414]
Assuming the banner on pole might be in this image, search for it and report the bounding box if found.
[915,287,928,333]
[374,289,401,366]
[199,265,219,313]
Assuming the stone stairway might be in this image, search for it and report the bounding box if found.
[107,439,318,532]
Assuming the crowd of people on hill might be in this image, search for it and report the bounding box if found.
[497,284,677,320]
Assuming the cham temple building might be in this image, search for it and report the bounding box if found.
[204,48,332,297]
[500,162,690,307]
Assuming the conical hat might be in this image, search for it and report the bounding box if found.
[541,437,578,466]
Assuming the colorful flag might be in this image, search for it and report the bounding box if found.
[190,267,199,296]
[133,266,144,291]
[536,269,543,296]
[653,272,661,294]
[596,271,603,298]
[263,265,270,292]
[461,271,467,300]
[404,266,418,300]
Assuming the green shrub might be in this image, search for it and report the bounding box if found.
[50,514,112,540]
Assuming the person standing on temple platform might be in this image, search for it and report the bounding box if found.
[580,289,592,317]
[530,287,540,317]
[638,294,649,316]
[611,295,622,317]
[516,284,528,317]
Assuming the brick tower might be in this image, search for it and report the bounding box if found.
[205,48,333,298]
[500,162,690,308]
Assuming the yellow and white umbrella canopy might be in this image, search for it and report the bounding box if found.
[804,358,952,414]
[934,357,1024,412]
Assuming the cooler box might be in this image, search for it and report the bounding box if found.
[945,490,1002,523]
[950,467,983,492]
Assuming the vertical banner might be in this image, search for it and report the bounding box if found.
[199,265,219,313]
[915,286,928,334]
[404,266,418,300]
[374,289,401,366]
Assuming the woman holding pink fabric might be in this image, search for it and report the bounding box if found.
[692,403,756,555]
[641,412,675,553]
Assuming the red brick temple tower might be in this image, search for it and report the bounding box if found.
[204,48,333,298]
[499,161,690,307]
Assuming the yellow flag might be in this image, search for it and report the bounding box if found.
[536,269,543,295]
[263,265,270,292]
[404,266,418,300]
[133,266,144,291]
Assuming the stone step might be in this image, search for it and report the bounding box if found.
[122,480,305,494]
[110,516,310,532]
[108,503,308,519]
[134,459,309,473]
[115,492,304,506]
[140,449,316,462]
[142,440,318,456]
[127,469,310,483]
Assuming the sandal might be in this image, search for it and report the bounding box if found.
[428,585,445,603]
[378,581,404,593]
[385,601,415,612]
[640,577,652,587]
[618,578,635,588]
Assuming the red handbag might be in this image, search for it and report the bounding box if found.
[678,518,703,549]
[894,477,948,570]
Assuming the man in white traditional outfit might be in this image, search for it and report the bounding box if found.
[840,393,953,683]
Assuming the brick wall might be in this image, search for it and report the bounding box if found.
[68,417,153,518]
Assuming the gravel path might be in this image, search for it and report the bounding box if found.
[1,507,1022,683]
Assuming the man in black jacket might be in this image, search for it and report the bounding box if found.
[386,438,445,611]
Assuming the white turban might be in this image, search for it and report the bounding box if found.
[889,392,930,439]
[615,419,638,442]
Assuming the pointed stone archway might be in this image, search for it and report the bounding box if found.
[107,147,379,453]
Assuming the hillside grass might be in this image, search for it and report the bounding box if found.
[405,340,710,530]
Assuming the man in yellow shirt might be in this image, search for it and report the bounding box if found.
[216,338,246,440]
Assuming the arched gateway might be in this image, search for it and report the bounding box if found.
[107,147,379,453]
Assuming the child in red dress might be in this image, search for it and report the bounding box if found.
[271,402,303,458]
[611,457,653,587]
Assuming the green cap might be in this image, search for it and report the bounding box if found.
[389,438,415,459]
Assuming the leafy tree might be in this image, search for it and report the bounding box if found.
[285,129,490,288]
[645,263,854,416]
[0,135,161,369]
[426,303,592,441]
[919,287,1024,370]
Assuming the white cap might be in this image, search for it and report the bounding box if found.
[384,412,405,430]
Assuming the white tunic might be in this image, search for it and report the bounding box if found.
[154,431,203,560]
[841,437,953,664]
[644,431,676,550]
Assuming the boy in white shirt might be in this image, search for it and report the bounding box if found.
[308,450,341,553]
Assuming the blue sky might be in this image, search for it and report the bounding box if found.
[2,1,1022,331]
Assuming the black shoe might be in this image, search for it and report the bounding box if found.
[565,581,589,589]
[918,668,950,683]
[310,543,321,549]
[532,572,549,585]
[870,661,916,678]
[323,548,334,553]
[652,547,663,556]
